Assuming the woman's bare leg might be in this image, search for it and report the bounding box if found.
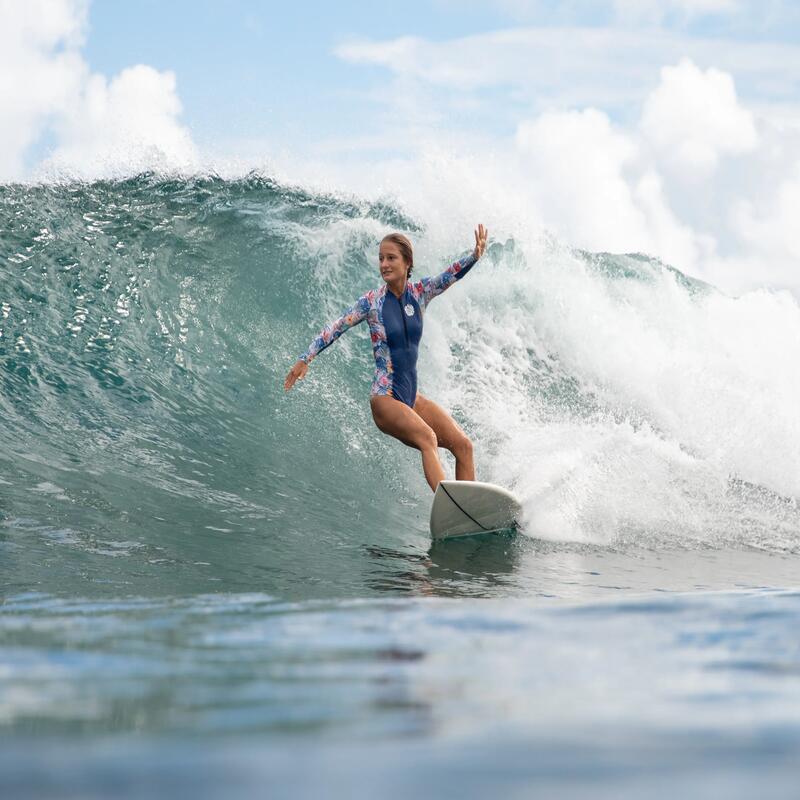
[370,395,445,491]
[414,394,475,481]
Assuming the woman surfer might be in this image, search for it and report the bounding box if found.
[284,225,488,491]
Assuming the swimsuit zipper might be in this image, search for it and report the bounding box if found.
[398,293,409,346]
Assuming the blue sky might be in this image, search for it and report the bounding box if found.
[83,1,509,150]
[80,0,800,155]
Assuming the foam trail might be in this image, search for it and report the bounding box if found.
[421,239,800,547]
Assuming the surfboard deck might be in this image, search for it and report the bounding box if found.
[430,480,522,541]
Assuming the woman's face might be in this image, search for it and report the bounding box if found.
[378,241,408,285]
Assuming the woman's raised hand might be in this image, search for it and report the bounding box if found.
[473,223,488,260]
[284,360,308,391]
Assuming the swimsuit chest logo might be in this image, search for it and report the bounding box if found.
[404,303,414,317]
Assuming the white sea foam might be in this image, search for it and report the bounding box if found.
[252,165,800,548]
[417,235,800,546]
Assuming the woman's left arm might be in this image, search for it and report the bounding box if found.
[418,224,488,307]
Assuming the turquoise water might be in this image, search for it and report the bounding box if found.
[1,175,800,797]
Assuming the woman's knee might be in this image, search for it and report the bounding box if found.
[451,432,473,460]
[415,426,438,452]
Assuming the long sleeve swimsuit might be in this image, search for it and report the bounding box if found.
[299,254,478,407]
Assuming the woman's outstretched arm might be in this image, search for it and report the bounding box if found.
[417,224,488,308]
[284,293,371,390]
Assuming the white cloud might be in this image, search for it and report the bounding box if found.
[735,169,800,262]
[513,108,710,270]
[633,169,712,269]
[0,0,88,178]
[0,0,196,181]
[45,65,198,178]
[336,27,800,117]
[641,58,757,175]
[515,109,646,252]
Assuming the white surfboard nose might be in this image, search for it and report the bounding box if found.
[430,480,522,540]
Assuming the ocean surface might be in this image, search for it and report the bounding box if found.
[1,174,799,798]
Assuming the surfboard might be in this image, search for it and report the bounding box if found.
[430,480,522,541]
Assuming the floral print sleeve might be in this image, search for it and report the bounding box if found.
[413,254,478,310]
[299,293,371,364]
